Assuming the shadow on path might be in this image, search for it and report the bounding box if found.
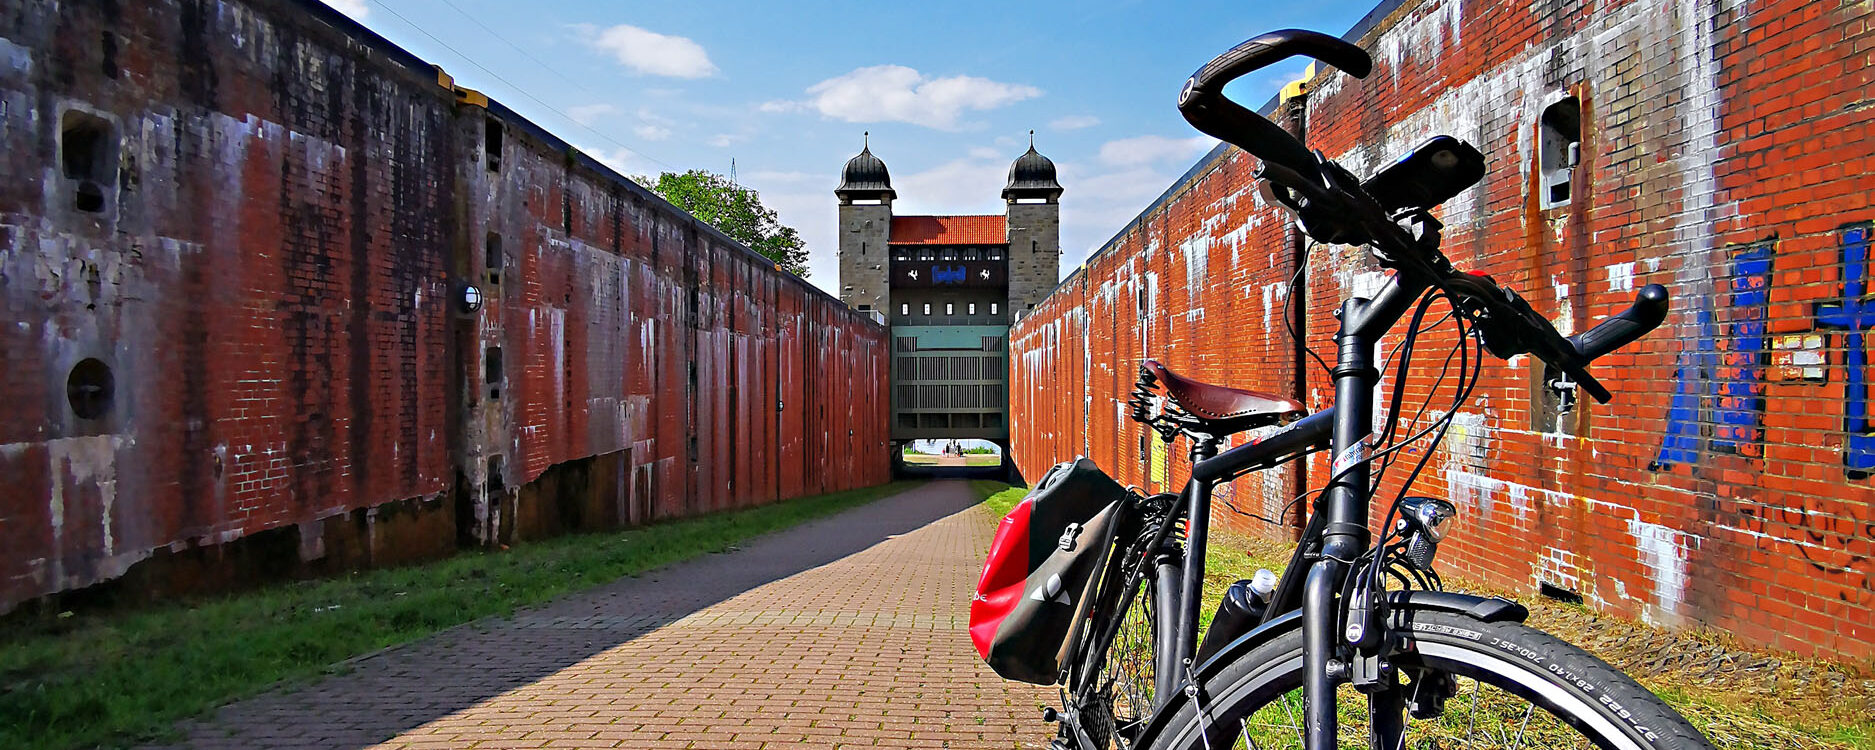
[897,463,1009,480]
[151,480,985,750]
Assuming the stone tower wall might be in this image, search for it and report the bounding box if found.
[838,202,893,313]
[1004,201,1060,317]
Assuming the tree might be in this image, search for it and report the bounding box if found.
[638,170,810,277]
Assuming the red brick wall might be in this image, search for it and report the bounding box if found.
[460,114,891,540]
[0,0,889,612]
[1010,0,1873,664]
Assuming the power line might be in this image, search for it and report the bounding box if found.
[425,0,674,138]
[371,0,673,172]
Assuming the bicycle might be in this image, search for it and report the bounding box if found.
[1029,29,1715,750]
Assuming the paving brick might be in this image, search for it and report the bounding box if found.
[146,481,1052,749]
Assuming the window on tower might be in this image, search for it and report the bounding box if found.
[946,303,955,315]
[923,303,931,315]
[990,302,999,315]
[900,303,909,316]
[968,303,977,315]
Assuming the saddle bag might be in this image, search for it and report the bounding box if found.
[970,458,1130,684]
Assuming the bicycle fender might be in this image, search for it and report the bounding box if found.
[1135,591,1527,744]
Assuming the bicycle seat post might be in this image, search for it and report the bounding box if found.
[1173,434,1221,674]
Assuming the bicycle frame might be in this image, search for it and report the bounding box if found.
[1144,270,1429,750]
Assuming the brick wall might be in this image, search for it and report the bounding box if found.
[1010,0,1873,664]
[0,0,890,613]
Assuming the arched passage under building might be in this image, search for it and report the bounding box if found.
[893,439,1018,481]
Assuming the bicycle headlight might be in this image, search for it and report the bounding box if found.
[1399,496,1457,542]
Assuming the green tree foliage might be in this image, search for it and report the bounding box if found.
[639,170,810,277]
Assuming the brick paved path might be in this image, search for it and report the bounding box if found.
[153,480,1054,749]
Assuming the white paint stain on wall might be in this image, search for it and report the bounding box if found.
[1628,518,1691,624]
[1551,279,1574,336]
[44,434,140,588]
[1261,282,1288,331]
[1606,261,1636,292]
[1374,0,1466,83]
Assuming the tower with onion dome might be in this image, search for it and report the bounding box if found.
[1002,131,1064,315]
[835,133,896,315]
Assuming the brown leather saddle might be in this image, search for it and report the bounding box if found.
[1130,359,1306,439]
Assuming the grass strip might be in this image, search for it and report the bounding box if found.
[1202,532,1873,750]
[977,482,1026,519]
[0,480,923,750]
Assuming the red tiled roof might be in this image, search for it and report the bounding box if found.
[889,215,1007,245]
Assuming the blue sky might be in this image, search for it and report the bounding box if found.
[327,0,1378,292]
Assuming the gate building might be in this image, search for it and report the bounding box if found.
[836,137,1062,456]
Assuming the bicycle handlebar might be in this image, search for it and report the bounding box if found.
[1179,30,1672,403]
[1572,284,1670,361]
[1449,275,1670,403]
[1177,30,1371,191]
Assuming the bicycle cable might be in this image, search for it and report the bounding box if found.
[1359,303,1482,603]
[1286,240,1333,379]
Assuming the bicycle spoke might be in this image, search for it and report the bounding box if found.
[1467,676,1479,742]
[1239,717,1261,750]
[1282,694,1304,747]
[1510,703,1534,750]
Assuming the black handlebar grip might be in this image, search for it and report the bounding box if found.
[1569,284,1670,361]
[1177,30,1371,189]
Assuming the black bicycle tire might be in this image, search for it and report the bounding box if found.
[1148,610,1714,750]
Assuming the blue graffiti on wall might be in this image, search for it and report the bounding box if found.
[932,265,967,284]
[1651,242,1774,470]
[1814,222,1875,477]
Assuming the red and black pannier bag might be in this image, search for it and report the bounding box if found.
[970,458,1130,684]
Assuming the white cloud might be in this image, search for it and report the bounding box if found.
[895,157,1009,216]
[966,146,1002,160]
[585,24,717,79]
[1051,138,1224,274]
[797,65,1040,130]
[754,188,836,287]
[575,145,640,177]
[758,100,802,114]
[325,0,368,19]
[566,103,619,125]
[1097,135,1216,167]
[707,133,743,148]
[634,124,672,141]
[1050,115,1100,131]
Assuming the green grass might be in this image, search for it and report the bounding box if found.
[1198,532,1874,749]
[978,482,1026,519]
[0,480,921,750]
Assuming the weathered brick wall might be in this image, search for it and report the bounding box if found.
[459,106,890,543]
[1010,0,1873,664]
[0,0,889,613]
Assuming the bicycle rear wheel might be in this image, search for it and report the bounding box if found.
[1068,529,1176,750]
[1148,610,1713,750]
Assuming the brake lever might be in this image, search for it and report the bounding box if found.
[1463,279,1619,403]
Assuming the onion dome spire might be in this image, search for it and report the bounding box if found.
[1003,130,1063,201]
[836,131,896,201]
